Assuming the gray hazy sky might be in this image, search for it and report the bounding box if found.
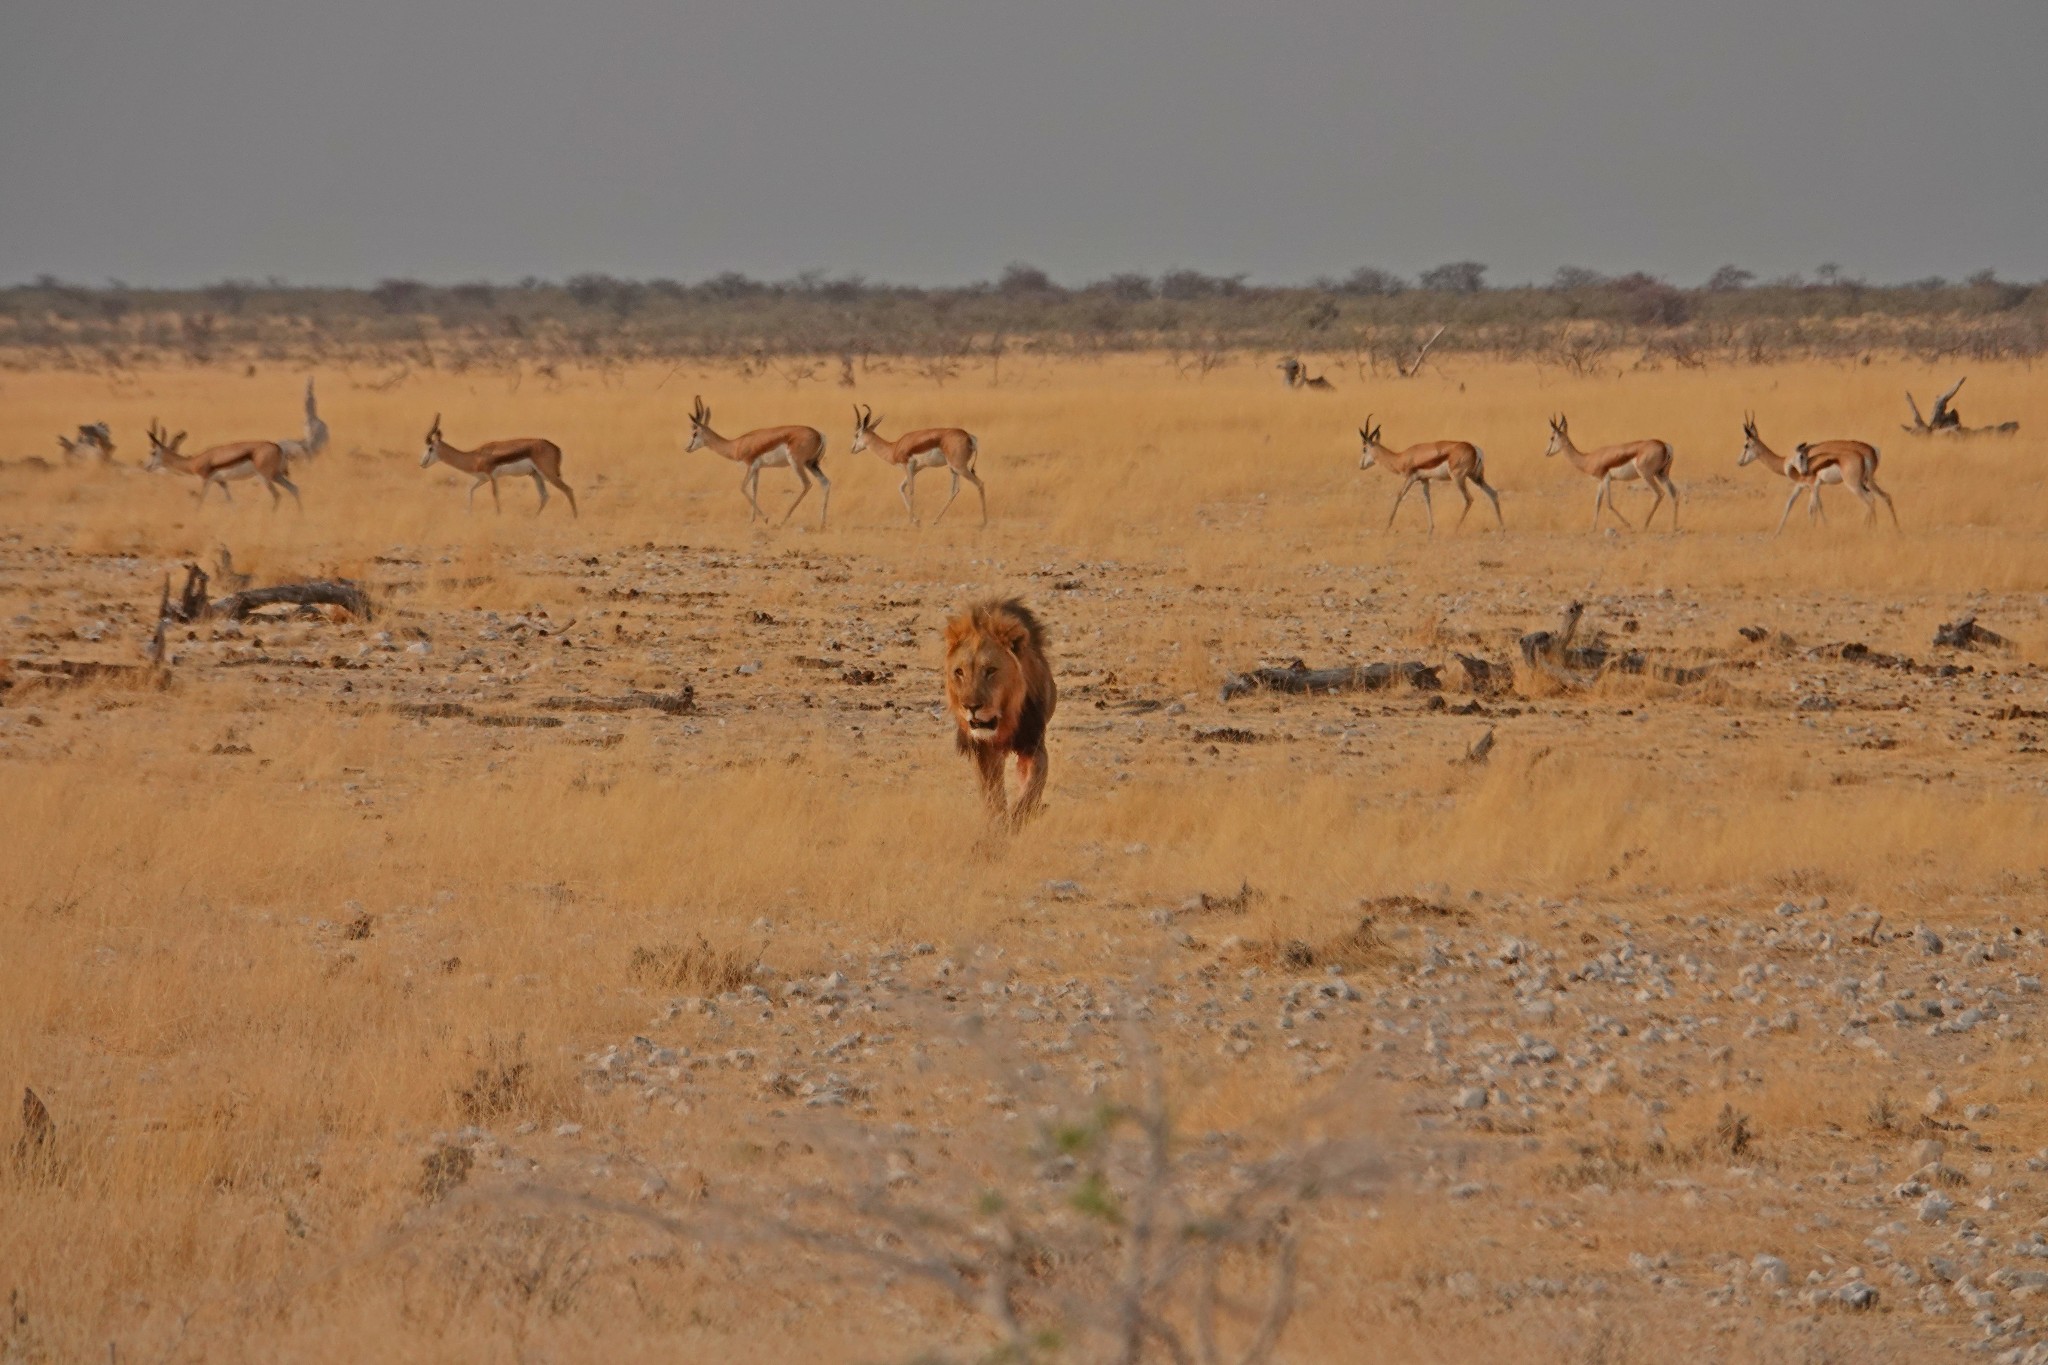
[4,0,2046,288]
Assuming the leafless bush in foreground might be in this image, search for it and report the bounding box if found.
[499,1005,1389,1364]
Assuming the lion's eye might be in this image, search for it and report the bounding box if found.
[982,666,995,679]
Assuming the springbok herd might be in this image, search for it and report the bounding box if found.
[74,371,1904,535]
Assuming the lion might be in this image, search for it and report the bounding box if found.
[943,598,1057,828]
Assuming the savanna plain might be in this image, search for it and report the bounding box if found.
[3,352,2047,1363]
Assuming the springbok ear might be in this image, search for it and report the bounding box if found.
[171,431,186,449]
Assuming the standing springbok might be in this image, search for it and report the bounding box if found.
[685,395,830,527]
[849,404,987,525]
[278,378,330,461]
[1738,414,1895,534]
[1357,417,1503,533]
[419,415,577,516]
[1544,414,1680,531]
[145,421,301,509]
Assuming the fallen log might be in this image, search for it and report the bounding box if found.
[537,687,695,716]
[209,579,372,622]
[1220,659,1440,703]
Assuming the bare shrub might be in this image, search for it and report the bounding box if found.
[504,1006,1388,1364]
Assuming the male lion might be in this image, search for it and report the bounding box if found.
[943,598,1056,828]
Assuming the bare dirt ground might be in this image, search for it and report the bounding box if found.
[3,354,2047,1362]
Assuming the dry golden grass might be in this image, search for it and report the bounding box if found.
[2,351,2045,1362]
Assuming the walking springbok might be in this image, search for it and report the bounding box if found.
[849,404,987,525]
[1358,417,1503,533]
[419,415,577,516]
[685,395,830,527]
[56,423,115,464]
[278,378,330,461]
[1276,357,1336,390]
[1544,414,1680,531]
[1738,414,1895,534]
[145,421,301,509]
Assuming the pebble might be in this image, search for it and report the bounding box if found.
[1752,1254,1791,1289]
[1919,1191,1955,1224]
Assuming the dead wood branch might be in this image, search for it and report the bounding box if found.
[1904,376,2019,436]
[1398,324,1448,377]
[1518,602,1714,687]
[1220,659,1440,703]
[1933,615,2014,653]
[1452,652,1511,695]
[537,687,696,716]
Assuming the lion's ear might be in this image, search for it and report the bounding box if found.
[942,617,975,651]
[989,617,1032,654]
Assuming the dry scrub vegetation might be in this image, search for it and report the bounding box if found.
[3,350,2047,1362]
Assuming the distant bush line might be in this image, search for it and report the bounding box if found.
[4,263,2043,371]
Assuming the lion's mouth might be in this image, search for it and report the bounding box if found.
[965,712,1000,740]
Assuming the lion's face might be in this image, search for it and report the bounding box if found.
[945,620,1031,745]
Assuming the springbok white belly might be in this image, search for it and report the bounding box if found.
[494,458,538,478]
[213,459,260,481]
[754,445,792,469]
[1608,464,1642,482]
[911,449,949,470]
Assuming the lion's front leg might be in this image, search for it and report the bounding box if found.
[1009,745,1048,828]
[973,744,1010,820]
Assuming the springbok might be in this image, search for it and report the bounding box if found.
[56,423,115,464]
[1544,414,1680,531]
[1276,357,1336,390]
[145,421,301,509]
[849,404,987,525]
[685,395,830,527]
[1738,414,1895,534]
[1357,417,1503,533]
[278,378,330,461]
[419,415,577,516]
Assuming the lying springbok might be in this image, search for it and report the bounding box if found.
[1544,414,1680,531]
[1738,414,1895,534]
[145,421,301,509]
[56,423,115,464]
[685,395,830,527]
[1358,417,1503,533]
[278,378,330,461]
[849,404,987,525]
[419,415,577,516]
